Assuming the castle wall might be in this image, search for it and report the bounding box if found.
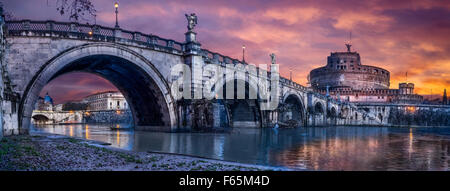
[310,66,390,90]
[310,51,390,90]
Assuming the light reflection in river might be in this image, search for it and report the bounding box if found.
[409,128,413,159]
[117,129,120,146]
[30,124,450,170]
[85,124,89,139]
[69,126,73,137]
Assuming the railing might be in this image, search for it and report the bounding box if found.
[201,48,309,92]
[5,20,185,54]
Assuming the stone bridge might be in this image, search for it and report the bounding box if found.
[0,14,380,136]
[31,110,83,124]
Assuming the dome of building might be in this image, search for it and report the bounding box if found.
[44,92,54,105]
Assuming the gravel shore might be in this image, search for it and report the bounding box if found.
[0,134,279,171]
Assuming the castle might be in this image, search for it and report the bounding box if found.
[309,43,423,104]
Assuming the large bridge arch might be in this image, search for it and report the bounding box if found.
[19,43,177,133]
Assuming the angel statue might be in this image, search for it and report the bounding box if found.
[270,53,276,65]
[185,13,198,31]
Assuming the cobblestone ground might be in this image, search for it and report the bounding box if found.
[0,135,275,171]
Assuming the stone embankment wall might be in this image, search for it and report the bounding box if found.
[357,104,450,127]
[387,106,450,127]
[307,105,386,127]
[84,110,133,124]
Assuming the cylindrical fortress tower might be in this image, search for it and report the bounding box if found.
[309,45,390,90]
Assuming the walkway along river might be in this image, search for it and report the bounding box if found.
[31,124,450,170]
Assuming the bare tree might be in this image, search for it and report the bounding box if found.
[52,0,96,22]
[0,1,15,20]
[2,1,96,22]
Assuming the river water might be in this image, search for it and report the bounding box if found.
[30,124,450,170]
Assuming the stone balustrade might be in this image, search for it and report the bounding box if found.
[5,20,185,54]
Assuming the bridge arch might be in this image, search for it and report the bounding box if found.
[212,78,262,128]
[328,106,338,125]
[281,93,306,127]
[31,114,51,124]
[314,101,325,115]
[329,107,337,117]
[19,43,177,132]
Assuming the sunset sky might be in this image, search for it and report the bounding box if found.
[2,0,450,103]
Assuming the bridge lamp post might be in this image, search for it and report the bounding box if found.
[114,2,119,28]
[242,45,246,63]
[290,69,292,81]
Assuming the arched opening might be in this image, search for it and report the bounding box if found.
[19,44,176,133]
[280,94,305,127]
[314,102,324,115]
[31,72,134,126]
[330,107,337,118]
[214,79,261,128]
[328,107,337,125]
[31,114,50,124]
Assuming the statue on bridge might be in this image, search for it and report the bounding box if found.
[270,53,276,65]
[185,13,198,31]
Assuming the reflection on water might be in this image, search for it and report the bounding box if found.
[31,124,134,150]
[31,124,450,170]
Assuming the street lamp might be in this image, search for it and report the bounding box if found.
[242,45,246,63]
[114,2,119,28]
[290,69,292,81]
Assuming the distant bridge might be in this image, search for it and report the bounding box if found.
[0,15,383,136]
[31,110,83,124]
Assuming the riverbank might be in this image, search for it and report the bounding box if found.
[0,134,279,171]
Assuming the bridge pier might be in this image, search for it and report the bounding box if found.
[0,9,21,137]
[0,99,20,136]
